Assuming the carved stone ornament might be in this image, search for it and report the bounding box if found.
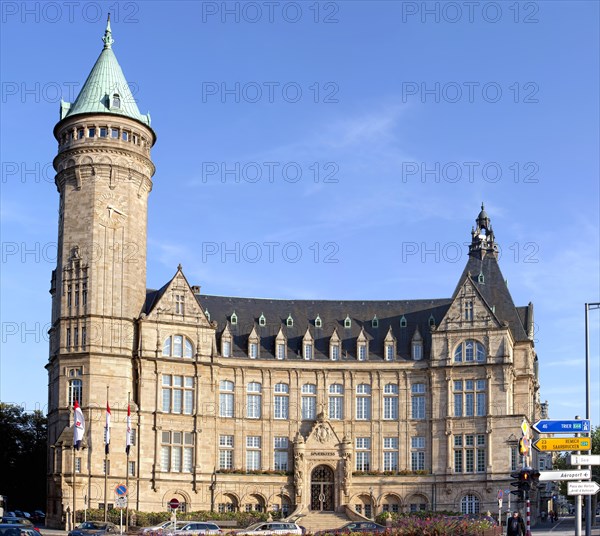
[315,423,331,444]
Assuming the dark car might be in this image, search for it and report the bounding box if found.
[0,519,36,531]
[314,522,387,536]
[68,521,119,536]
[0,524,40,536]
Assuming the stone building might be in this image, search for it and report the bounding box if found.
[46,20,542,528]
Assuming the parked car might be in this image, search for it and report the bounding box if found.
[314,522,387,536]
[232,522,304,536]
[140,521,188,534]
[0,519,36,531]
[0,524,40,536]
[68,521,119,536]
[165,522,222,536]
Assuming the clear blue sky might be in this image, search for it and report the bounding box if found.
[1,1,599,426]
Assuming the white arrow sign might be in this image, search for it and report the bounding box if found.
[539,470,591,481]
[567,481,600,496]
[569,454,600,466]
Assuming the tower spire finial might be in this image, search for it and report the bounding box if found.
[102,13,114,49]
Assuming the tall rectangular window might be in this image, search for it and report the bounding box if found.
[411,383,426,419]
[274,437,288,471]
[219,435,234,470]
[175,294,184,315]
[510,445,519,471]
[276,343,286,360]
[383,384,399,420]
[246,436,261,471]
[128,461,136,476]
[328,384,344,420]
[219,380,234,418]
[355,437,371,471]
[246,382,262,419]
[411,436,425,471]
[274,383,289,419]
[67,368,83,406]
[301,384,317,420]
[355,384,371,420]
[383,437,398,471]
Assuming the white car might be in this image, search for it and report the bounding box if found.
[140,521,188,534]
[232,522,304,536]
[166,522,222,536]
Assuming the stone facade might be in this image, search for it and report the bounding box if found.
[46,21,543,529]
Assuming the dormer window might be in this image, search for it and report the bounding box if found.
[231,311,237,325]
[205,309,210,321]
[286,314,293,327]
[330,343,340,361]
[357,344,367,361]
[249,342,259,359]
[372,315,379,328]
[400,316,407,328]
[303,342,313,360]
[344,315,351,329]
[429,315,435,328]
[276,343,286,360]
[258,313,266,327]
[385,343,395,361]
[412,341,423,360]
[477,272,485,284]
[112,93,121,108]
[221,334,232,357]
[315,315,322,328]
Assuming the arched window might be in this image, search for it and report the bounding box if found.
[68,377,82,406]
[460,494,480,514]
[454,340,485,363]
[162,335,193,358]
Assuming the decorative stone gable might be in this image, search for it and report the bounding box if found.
[440,278,501,332]
[306,413,340,449]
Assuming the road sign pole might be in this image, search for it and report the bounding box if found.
[526,495,531,536]
[575,416,582,536]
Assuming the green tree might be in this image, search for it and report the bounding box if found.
[0,403,47,512]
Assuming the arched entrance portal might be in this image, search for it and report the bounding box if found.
[310,465,335,511]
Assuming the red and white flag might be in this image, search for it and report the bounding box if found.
[104,402,111,455]
[125,404,132,455]
[73,400,85,450]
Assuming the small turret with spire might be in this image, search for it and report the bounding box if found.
[102,14,114,49]
[469,203,498,259]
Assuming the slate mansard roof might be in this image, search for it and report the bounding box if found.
[198,295,452,361]
[144,207,533,361]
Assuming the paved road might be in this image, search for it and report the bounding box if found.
[530,515,600,535]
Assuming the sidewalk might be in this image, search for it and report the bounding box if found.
[530,515,600,536]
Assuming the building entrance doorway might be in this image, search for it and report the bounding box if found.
[310,465,335,511]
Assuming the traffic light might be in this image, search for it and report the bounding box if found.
[519,468,532,492]
[531,470,540,489]
[510,470,524,500]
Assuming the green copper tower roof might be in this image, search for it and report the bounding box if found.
[60,15,151,126]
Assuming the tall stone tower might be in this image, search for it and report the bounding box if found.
[46,17,155,526]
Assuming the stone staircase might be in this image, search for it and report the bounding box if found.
[295,511,350,534]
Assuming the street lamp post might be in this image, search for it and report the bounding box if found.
[210,470,217,513]
[584,303,599,536]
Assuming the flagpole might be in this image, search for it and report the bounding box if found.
[72,434,76,531]
[125,392,131,532]
[104,386,109,522]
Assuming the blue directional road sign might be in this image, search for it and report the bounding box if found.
[533,419,590,434]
